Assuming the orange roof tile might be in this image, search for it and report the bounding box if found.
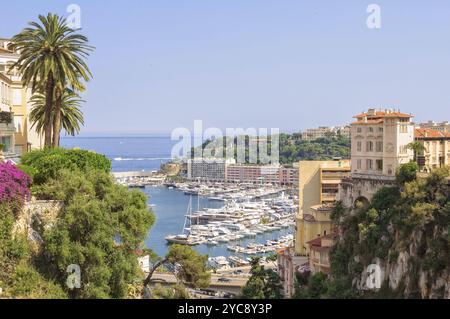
[353,111,413,119]
[415,128,450,139]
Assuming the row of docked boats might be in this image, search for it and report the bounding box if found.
[165,194,296,246]
[226,234,294,255]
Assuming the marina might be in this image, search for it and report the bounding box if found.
[143,186,296,260]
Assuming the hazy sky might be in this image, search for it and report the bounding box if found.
[2,1,450,134]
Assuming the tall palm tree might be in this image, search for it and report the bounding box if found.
[11,13,93,147]
[29,89,85,137]
[407,141,426,164]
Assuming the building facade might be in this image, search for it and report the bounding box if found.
[0,38,43,155]
[295,159,350,255]
[226,164,298,186]
[306,234,337,275]
[350,108,414,179]
[187,158,236,181]
[415,128,450,172]
[300,125,350,141]
[340,108,415,209]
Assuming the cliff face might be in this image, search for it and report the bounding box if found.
[333,168,450,299]
[352,228,450,299]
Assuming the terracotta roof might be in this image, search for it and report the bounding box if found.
[306,237,322,246]
[353,111,413,119]
[415,128,450,139]
[351,119,384,125]
[303,214,316,222]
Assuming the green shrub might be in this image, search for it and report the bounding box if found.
[396,162,419,185]
[21,148,111,184]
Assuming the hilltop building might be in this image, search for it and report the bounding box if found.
[339,108,415,208]
[0,38,43,155]
[300,125,350,141]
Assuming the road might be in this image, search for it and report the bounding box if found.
[151,273,249,287]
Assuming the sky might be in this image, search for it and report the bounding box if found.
[1,0,450,135]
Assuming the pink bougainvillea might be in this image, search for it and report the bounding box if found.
[0,161,31,206]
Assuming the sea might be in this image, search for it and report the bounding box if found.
[61,136,293,258]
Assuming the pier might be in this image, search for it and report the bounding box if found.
[112,171,166,187]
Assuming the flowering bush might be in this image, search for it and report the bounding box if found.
[0,162,31,208]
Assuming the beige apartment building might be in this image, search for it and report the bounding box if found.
[415,128,450,172]
[294,159,350,255]
[350,108,414,180]
[0,38,43,155]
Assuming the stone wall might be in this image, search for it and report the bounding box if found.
[339,177,396,208]
[14,199,63,246]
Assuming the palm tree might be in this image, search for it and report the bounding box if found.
[407,141,426,164]
[29,89,85,137]
[11,13,93,147]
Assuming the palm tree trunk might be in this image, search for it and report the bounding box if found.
[52,86,62,147]
[44,72,54,147]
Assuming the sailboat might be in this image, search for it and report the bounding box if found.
[165,196,203,245]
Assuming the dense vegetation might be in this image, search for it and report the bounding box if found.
[241,257,282,299]
[192,134,350,164]
[0,148,156,298]
[294,163,450,299]
[20,148,111,184]
[1,147,213,299]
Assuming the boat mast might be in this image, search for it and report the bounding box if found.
[183,196,192,235]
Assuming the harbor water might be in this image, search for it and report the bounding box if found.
[144,186,294,258]
[62,136,294,259]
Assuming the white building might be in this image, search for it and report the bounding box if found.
[350,108,414,180]
[187,158,236,181]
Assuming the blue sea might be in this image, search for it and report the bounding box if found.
[61,136,292,258]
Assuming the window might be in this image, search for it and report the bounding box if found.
[0,136,12,153]
[378,127,384,133]
[376,141,383,152]
[357,141,362,152]
[366,159,373,170]
[357,159,362,169]
[357,127,362,133]
[400,145,408,154]
[368,127,374,133]
[400,125,408,133]
[376,160,383,171]
[367,141,374,152]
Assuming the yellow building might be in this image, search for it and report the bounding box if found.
[295,160,350,255]
[0,38,43,155]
